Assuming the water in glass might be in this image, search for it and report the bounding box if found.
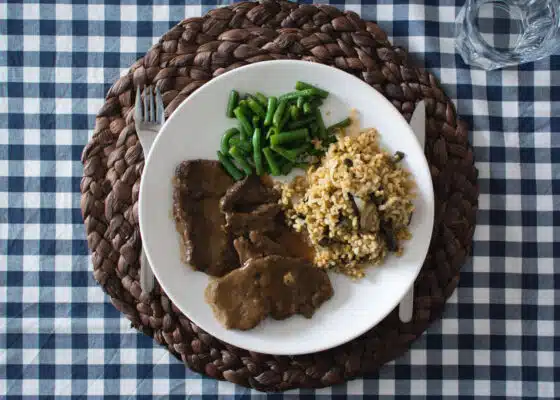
[455,0,560,70]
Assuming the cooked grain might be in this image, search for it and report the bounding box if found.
[279,128,416,278]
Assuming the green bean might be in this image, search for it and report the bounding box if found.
[222,86,341,176]
[252,128,264,176]
[229,137,252,153]
[271,144,309,162]
[286,116,316,130]
[266,126,278,140]
[314,108,327,139]
[327,117,352,133]
[270,128,308,147]
[233,107,253,137]
[255,92,268,107]
[263,147,281,176]
[240,123,250,140]
[294,162,310,169]
[264,96,277,127]
[308,147,326,156]
[278,88,320,102]
[272,100,287,127]
[233,144,251,158]
[247,97,266,119]
[226,90,240,118]
[281,162,294,175]
[220,127,240,154]
[239,122,250,141]
[324,134,338,146]
[229,146,252,175]
[289,104,300,120]
[279,108,291,131]
[295,81,329,98]
[238,100,251,115]
[308,98,324,109]
[252,115,260,129]
[242,101,256,125]
[217,151,244,180]
[309,122,319,137]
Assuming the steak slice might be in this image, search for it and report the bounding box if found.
[233,231,288,264]
[205,255,334,330]
[249,231,287,257]
[173,160,239,277]
[224,203,282,235]
[220,175,280,212]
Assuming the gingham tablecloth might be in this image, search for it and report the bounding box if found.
[1,0,558,398]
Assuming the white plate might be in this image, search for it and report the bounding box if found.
[139,60,434,355]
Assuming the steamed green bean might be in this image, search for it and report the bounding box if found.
[218,151,244,180]
[295,81,329,98]
[220,127,240,154]
[226,90,239,118]
[219,83,348,177]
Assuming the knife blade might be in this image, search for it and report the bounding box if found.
[398,100,425,323]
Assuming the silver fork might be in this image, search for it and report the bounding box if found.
[134,85,165,294]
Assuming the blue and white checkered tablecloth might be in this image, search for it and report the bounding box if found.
[1,0,558,398]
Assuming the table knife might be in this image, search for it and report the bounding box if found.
[398,100,425,323]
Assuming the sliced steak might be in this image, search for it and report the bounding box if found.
[205,255,333,330]
[249,231,287,256]
[220,175,280,212]
[224,203,282,235]
[233,231,288,264]
[173,160,239,277]
[232,237,257,265]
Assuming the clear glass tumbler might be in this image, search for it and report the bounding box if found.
[455,0,560,70]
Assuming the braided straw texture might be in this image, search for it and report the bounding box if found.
[80,0,478,391]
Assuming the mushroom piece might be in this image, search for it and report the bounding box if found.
[392,151,405,163]
[380,223,398,252]
[349,195,380,233]
[359,202,380,233]
[347,193,361,229]
[336,210,353,230]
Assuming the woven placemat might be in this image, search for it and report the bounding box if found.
[81,0,478,391]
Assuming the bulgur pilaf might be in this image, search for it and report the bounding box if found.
[279,128,416,278]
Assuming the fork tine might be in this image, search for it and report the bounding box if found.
[155,87,165,124]
[149,86,156,123]
[143,86,151,122]
[152,86,157,123]
[135,86,143,122]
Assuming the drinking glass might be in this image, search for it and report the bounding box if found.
[455,0,560,70]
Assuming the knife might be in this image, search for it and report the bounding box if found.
[398,100,425,323]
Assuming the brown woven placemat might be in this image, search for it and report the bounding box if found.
[80,0,478,391]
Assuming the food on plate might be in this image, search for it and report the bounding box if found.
[205,255,333,330]
[173,167,333,330]
[234,230,314,265]
[172,81,417,329]
[224,203,283,235]
[217,82,352,179]
[220,174,280,211]
[172,160,239,277]
[233,231,288,264]
[220,175,283,235]
[280,128,416,278]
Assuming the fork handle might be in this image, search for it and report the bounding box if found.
[137,132,157,157]
[140,248,155,293]
[137,132,157,295]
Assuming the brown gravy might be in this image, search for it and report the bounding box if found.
[275,229,315,262]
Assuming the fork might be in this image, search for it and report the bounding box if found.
[134,85,165,294]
